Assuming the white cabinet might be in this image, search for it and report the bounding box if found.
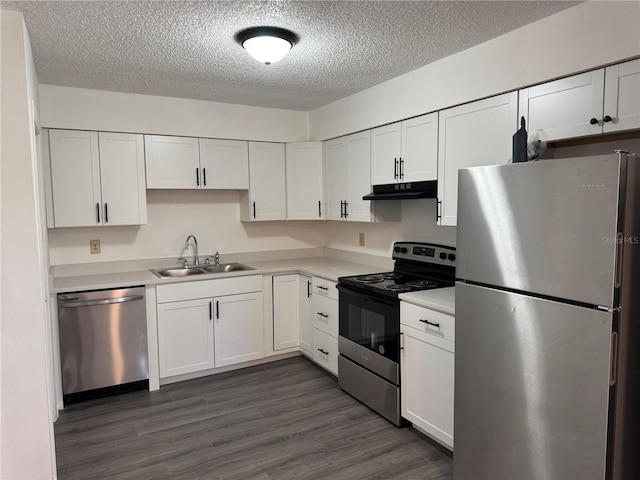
[241,142,287,221]
[286,142,324,220]
[371,113,438,185]
[437,92,517,226]
[145,135,200,189]
[299,275,313,356]
[157,298,214,378]
[310,276,339,375]
[199,138,249,189]
[518,59,640,141]
[48,129,146,227]
[272,274,301,351]
[214,292,264,367]
[400,301,455,450]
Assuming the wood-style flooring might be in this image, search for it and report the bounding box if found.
[55,356,453,479]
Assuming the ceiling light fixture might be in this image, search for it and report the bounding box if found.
[235,26,298,65]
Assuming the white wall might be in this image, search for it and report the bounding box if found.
[0,9,57,480]
[309,1,640,140]
[39,84,309,142]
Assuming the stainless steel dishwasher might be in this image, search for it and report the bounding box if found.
[58,287,148,404]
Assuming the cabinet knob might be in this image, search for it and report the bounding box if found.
[589,118,599,125]
[603,115,613,123]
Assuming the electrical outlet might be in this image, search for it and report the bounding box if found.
[90,239,101,254]
[359,232,365,247]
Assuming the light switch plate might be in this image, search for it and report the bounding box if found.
[90,239,101,254]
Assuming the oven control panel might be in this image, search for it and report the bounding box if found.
[393,242,456,266]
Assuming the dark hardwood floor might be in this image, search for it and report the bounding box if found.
[55,356,453,479]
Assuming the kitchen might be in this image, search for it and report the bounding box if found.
[2,1,640,479]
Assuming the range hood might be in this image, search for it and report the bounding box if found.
[363,180,437,200]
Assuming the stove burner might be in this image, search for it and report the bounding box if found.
[355,275,385,284]
[384,284,413,292]
[380,272,403,280]
[406,279,439,289]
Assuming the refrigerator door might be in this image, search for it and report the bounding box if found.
[457,154,622,307]
[454,282,613,480]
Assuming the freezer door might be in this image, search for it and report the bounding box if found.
[454,282,613,480]
[457,154,622,307]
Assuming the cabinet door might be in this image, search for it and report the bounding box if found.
[157,299,214,378]
[401,324,454,450]
[346,130,372,223]
[519,70,605,141]
[437,92,517,226]
[49,129,101,227]
[603,59,640,134]
[247,142,286,221]
[214,292,264,367]
[272,275,300,351]
[98,132,147,225]
[402,113,438,182]
[144,135,200,189]
[286,142,324,220]
[299,275,313,356]
[199,138,249,189]
[312,328,338,376]
[324,137,349,221]
[371,122,401,185]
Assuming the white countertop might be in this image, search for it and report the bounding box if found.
[399,286,455,316]
[52,256,384,293]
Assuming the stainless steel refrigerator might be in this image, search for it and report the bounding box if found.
[454,151,639,480]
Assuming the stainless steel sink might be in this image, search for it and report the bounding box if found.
[150,263,254,279]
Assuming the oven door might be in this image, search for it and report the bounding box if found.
[338,284,400,364]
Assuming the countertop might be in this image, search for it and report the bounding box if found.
[399,287,455,316]
[52,256,384,293]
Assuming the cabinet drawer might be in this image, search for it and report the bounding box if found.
[312,328,338,375]
[312,294,338,337]
[312,276,338,301]
[401,301,455,342]
[156,275,262,303]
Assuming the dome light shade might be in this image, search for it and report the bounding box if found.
[235,27,298,65]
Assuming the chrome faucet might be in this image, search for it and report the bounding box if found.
[206,251,220,267]
[184,235,199,266]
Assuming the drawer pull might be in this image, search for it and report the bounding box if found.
[317,348,329,355]
[317,286,329,291]
[317,312,329,318]
[419,319,440,328]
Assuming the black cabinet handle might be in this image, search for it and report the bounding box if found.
[590,118,599,125]
[196,168,200,186]
[307,281,311,297]
[603,115,613,123]
[209,301,212,320]
[104,203,109,223]
[96,203,100,223]
[317,348,329,355]
[318,200,322,218]
[400,158,404,180]
[344,201,348,218]
[317,312,329,318]
[203,168,207,186]
[419,319,440,328]
[252,202,256,219]
[394,158,398,179]
[317,285,328,291]
[436,200,442,221]
[216,301,219,319]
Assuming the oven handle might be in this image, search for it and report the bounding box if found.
[337,284,398,307]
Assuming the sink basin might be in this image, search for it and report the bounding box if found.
[201,263,255,274]
[150,263,254,278]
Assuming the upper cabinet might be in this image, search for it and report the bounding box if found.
[240,142,287,221]
[145,135,249,189]
[371,113,438,185]
[519,59,640,142]
[286,142,324,220]
[48,129,146,227]
[437,92,517,226]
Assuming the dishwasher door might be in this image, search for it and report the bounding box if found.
[58,287,148,399]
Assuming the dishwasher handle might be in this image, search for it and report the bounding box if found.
[60,295,144,308]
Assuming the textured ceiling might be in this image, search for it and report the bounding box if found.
[3,1,581,111]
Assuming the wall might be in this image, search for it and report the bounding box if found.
[0,9,57,480]
[309,1,640,140]
[39,84,309,142]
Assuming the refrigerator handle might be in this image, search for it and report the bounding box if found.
[614,232,624,288]
[610,332,618,386]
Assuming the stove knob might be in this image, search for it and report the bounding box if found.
[448,253,456,261]
[439,252,447,260]
[400,247,408,254]
[394,246,401,253]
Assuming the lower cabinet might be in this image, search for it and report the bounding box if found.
[214,292,264,367]
[400,301,455,450]
[311,276,339,375]
[312,328,338,374]
[272,274,301,351]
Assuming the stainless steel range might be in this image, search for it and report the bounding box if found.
[337,242,456,425]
